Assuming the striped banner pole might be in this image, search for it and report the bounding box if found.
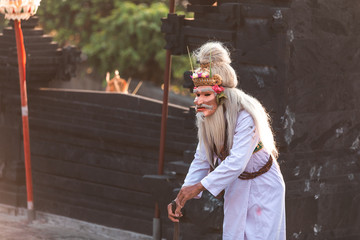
[14,19,35,221]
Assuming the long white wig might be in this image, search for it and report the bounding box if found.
[194,42,278,167]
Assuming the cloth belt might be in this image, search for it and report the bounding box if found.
[238,155,273,180]
[210,142,273,180]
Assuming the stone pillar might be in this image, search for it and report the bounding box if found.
[282,1,360,238]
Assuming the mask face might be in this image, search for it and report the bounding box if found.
[194,86,218,117]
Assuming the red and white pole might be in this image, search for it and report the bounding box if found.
[14,19,34,221]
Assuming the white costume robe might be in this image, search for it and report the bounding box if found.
[183,110,286,240]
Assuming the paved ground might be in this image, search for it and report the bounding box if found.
[0,204,152,240]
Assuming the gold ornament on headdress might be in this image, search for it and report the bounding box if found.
[191,57,223,87]
[191,68,222,87]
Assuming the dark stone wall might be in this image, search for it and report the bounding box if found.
[162,0,360,239]
[282,1,360,239]
[0,84,196,236]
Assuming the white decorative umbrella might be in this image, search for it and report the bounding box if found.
[0,0,41,221]
[0,0,40,20]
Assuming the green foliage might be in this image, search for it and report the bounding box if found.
[82,1,168,82]
[37,0,189,84]
[0,15,9,33]
[37,0,115,46]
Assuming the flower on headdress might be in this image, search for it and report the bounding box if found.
[212,85,224,94]
[212,85,226,105]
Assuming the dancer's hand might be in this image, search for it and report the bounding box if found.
[174,183,205,218]
[167,200,182,222]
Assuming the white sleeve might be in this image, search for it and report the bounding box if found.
[200,110,259,197]
[182,143,210,198]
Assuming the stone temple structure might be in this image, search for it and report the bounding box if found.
[0,1,359,240]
